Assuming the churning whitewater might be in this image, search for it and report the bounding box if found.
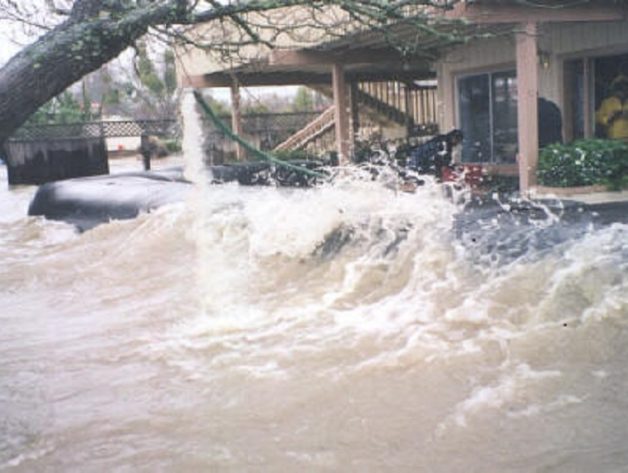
[1,94,628,472]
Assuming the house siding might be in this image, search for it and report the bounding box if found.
[551,20,628,55]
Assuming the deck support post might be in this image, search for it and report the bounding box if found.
[332,63,352,164]
[350,81,360,135]
[404,82,415,135]
[230,82,245,160]
[516,21,540,194]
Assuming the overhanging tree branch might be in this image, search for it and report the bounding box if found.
[0,0,468,145]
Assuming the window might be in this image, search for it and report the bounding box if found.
[563,52,628,142]
[458,70,518,163]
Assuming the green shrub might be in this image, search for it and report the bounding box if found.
[538,139,628,190]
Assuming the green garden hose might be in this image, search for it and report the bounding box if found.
[193,90,328,180]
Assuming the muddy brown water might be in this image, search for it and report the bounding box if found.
[1,98,627,472]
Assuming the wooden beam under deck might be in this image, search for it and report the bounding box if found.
[181,72,332,88]
[269,49,429,68]
[183,70,434,89]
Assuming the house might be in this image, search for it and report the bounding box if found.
[176,1,628,193]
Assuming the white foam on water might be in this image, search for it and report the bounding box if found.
[506,394,583,419]
[436,363,563,433]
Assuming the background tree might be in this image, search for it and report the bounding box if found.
[25,90,94,125]
[291,87,315,113]
[116,42,181,119]
[0,0,473,146]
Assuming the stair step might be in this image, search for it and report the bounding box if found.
[274,106,335,151]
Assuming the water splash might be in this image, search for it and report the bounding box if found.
[180,88,208,185]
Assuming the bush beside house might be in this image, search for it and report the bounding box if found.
[538,139,628,191]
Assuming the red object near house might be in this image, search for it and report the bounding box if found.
[442,164,485,187]
[441,166,458,182]
[462,165,485,187]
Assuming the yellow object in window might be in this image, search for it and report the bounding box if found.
[596,75,628,140]
[596,96,628,140]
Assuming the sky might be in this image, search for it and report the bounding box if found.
[0,27,28,65]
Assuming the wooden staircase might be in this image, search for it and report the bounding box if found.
[355,81,438,130]
[275,81,438,152]
[274,106,335,152]
[354,85,414,127]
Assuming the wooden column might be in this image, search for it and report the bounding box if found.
[516,21,540,193]
[350,82,360,136]
[332,63,352,164]
[439,62,456,132]
[404,82,415,135]
[230,82,244,160]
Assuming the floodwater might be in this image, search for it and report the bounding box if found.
[2,103,628,472]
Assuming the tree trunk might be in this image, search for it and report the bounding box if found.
[0,3,180,145]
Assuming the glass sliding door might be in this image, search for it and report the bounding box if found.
[458,74,491,163]
[458,70,518,163]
